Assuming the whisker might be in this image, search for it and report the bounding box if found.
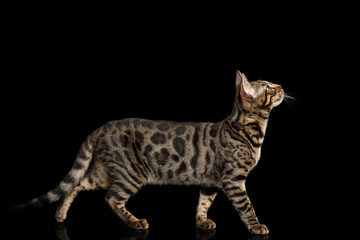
[283,92,297,108]
[284,93,297,99]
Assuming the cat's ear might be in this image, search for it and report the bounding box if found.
[236,71,254,101]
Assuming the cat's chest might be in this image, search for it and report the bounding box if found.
[222,142,262,168]
[252,147,262,162]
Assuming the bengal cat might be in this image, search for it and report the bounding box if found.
[13,71,285,235]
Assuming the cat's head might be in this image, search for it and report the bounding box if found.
[235,71,284,113]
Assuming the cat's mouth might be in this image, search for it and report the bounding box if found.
[272,89,284,107]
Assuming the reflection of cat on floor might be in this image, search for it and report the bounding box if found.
[55,224,149,240]
[247,233,269,240]
[55,224,70,240]
[55,223,268,240]
[119,229,149,240]
[55,224,218,240]
[196,229,216,240]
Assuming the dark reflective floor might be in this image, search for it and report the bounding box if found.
[9,185,314,240]
[10,208,275,240]
[54,224,270,240]
[10,211,306,240]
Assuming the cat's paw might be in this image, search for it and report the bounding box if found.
[196,216,216,229]
[127,219,149,229]
[55,211,66,223]
[248,224,269,235]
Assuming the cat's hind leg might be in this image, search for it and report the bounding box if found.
[55,176,96,222]
[196,187,219,229]
[55,186,81,222]
[55,161,110,222]
[105,178,148,229]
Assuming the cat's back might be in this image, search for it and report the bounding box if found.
[95,117,213,147]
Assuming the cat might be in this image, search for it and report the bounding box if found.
[13,71,285,235]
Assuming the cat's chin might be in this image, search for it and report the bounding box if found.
[272,97,284,108]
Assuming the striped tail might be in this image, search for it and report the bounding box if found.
[12,135,94,211]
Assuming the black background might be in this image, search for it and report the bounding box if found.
[6,4,346,240]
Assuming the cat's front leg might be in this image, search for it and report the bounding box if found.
[196,187,219,229]
[222,178,269,235]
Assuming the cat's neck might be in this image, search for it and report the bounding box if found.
[227,103,270,136]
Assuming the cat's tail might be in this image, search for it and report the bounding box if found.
[12,134,95,211]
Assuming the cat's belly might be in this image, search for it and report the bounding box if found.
[147,173,221,187]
